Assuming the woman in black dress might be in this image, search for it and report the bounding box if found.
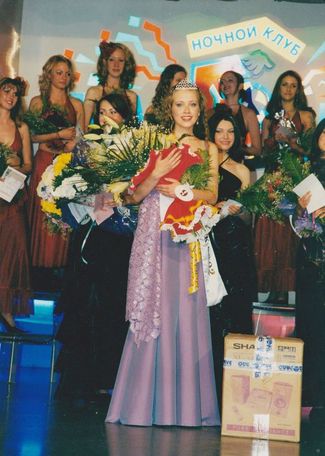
[208,111,257,404]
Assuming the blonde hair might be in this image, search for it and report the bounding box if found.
[160,85,208,139]
[39,55,75,97]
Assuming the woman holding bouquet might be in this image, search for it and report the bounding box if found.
[84,41,137,127]
[55,91,134,401]
[208,111,256,403]
[295,119,325,425]
[255,70,315,304]
[27,55,84,272]
[0,77,33,333]
[106,80,225,426]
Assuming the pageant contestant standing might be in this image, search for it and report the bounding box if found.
[106,80,223,427]
[144,63,187,124]
[27,55,84,269]
[295,119,325,425]
[209,71,261,158]
[84,41,137,127]
[208,111,256,403]
[255,70,315,304]
[0,77,33,333]
[55,92,134,401]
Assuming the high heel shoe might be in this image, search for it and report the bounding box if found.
[0,314,27,335]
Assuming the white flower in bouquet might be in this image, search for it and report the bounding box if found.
[52,174,88,199]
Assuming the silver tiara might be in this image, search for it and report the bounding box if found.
[173,79,198,91]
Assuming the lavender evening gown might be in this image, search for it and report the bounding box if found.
[106,191,220,426]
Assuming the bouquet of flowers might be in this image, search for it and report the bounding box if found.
[23,102,73,151]
[37,119,174,234]
[237,150,310,222]
[263,110,314,170]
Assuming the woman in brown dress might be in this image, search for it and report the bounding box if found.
[28,55,84,270]
[0,77,33,333]
[255,70,315,303]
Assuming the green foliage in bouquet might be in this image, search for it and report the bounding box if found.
[181,148,211,189]
[23,104,72,135]
[0,143,12,175]
[237,150,310,222]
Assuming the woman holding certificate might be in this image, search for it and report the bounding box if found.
[0,77,33,333]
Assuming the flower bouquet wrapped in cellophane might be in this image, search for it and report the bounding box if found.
[237,150,310,222]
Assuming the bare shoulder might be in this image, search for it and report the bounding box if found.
[299,110,315,127]
[69,96,83,110]
[85,85,102,101]
[241,105,257,119]
[18,121,29,135]
[29,95,42,111]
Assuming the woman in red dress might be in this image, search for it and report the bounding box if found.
[28,55,84,269]
[0,77,33,333]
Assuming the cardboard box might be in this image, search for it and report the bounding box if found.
[221,334,303,442]
[220,435,300,456]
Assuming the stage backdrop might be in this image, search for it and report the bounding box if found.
[19,0,325,121]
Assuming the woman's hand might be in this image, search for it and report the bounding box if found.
[58,127,76,141]
[156,178,180,198]
[152,148,181,180]
[6,153,21,167]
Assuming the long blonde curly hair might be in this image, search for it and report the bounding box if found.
[39,55,75,98]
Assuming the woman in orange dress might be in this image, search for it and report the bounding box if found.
[28,55,84,270]
[0,77,33,333]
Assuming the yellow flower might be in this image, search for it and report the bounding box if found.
[53,153,72,176]
[106,181,130,205]
[41,200,62,216]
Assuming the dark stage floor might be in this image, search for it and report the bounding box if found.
[0,367,324,456]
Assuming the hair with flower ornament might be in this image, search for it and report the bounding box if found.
[160,79,208,139]
[96,41,136,89]
[39,55,75,97]
[0,76,27,123]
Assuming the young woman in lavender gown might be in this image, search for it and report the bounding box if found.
[106,80,225,427]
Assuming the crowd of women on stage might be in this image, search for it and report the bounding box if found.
[0,40,324,426]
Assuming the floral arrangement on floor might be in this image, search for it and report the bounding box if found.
[237,150,310,222]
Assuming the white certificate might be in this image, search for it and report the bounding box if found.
[219,199,242,217]
[293,173,325,214]
[0,166,26,202]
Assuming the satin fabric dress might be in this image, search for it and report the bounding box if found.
[0,128,33,315]
[28,97,76,267]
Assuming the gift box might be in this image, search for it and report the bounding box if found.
[221,334,303,442]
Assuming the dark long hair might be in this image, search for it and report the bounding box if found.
[265,70,312,118]
[152,64,187,110]
[94,91,133,125]
[96,41,136,89]
[208,111,243,162]
[218,70,246,103]
[0,77,26,123]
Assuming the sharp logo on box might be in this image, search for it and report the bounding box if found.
[233,343,255,350]
[278,345,296,353]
